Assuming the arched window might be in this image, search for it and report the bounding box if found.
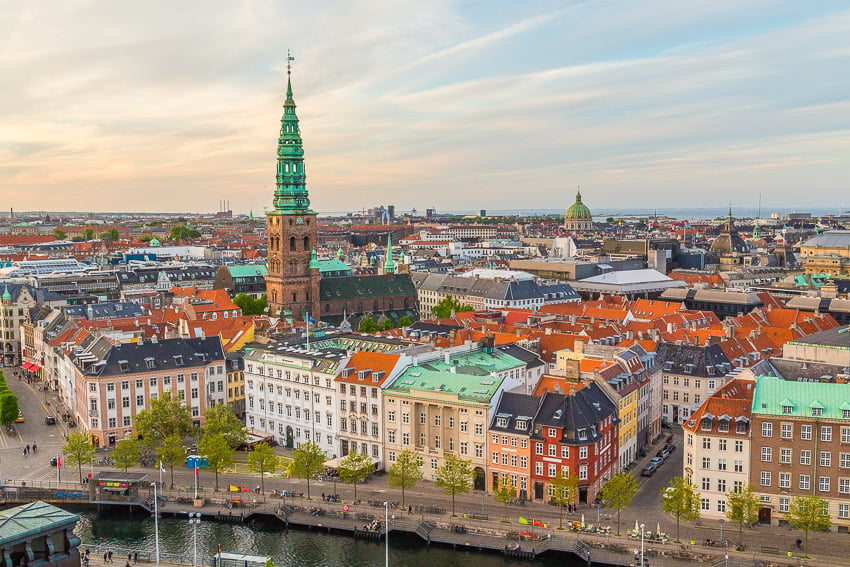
[270,290,278,304]
[388,300,394,311]
[292,291,297,302]
[373,300,379,312]
[303,236,310,250]
[357,302,363,312]
[306,291,310,301]
[404,298,410,309]
[324,303,330,314]
[290,237,296,251]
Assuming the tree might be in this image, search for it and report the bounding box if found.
[135,392,192,448]
[248,442,278,493]
[599,472,639,535]
[0,392,19,425]
[434,454,473,516]
[431,295,474,319]
[63,431,96,483]
[550,471,580,528]
[787,494,831,554]
[388,449,423,508]
[203,404,247,450]
[378,318,394,331]
[290,442,327,500]
[725,484,759,547]
[398,315,412,327]
[100,228,120,242]
[53,229,67,240]
[157,434,185,488]
[233,293,267,316]
[198,433,233,491]
[358,316,378,333]
[336,452,374,500]
[83,228,95,240]
[661,477,700,542]
[113,438,141,472]
[493,484,516,522]
[169,225,201,240]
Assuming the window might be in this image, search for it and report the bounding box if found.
[548,445,557,457]
[106,382,115,391]
[717,479,726,493]
[388,430,396,443]
[136,395,144,407]
[122,397,130,408]
[781,423,792,439]
[821,426,832,442]
[760,471,771,486]
[716,500,726,513]
[761,422,773,437]
[579,465,588,480]
[474,423,483,435]
[820,452,832,467]
[812,407,823,417]
[734,460,743,473]
[535,462,543,476]
[782,405,793,415]
[702,457,711,469]
[388,411,395,422]
[402,413,409,424]
[840,503,850,519]
[799,474,810,490]
[801,425,812,440]
[717,459,727,471]
[839,478,850,494]
[718,439,727,451]
[460,421,468,432]
[434,415,441,426]
[702,438,711,450]
[561,446,569,459]
[819,476,830,492]
[735,440,743,453]
[701,477,710,490]
[107,399,116,410]
[548,463,556,477]
[579,446,588,459]
[701,498,710,511]
[800,450,811,466]
[841,453,850,469]
[780,448,791,464]
[779,473,791,489]
[419,412,426,425]
[402,432,409,446]
[842,427,850,444]
[779,497,790,514]
[761,447,772,462]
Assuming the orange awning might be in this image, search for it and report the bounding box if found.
[21,362,33,370]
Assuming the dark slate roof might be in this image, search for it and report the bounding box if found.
[532,382,618,445]
[416,273,545,301]
[76,336,225,377]
[490,391,542,434]
[785,325,850,348]
[655,342,732,377]
[497,343,546,369]
[764,358,849,382]
[320,274,416,302]
[539,282,580,302]
[65,302,146,320]
[409,321,462,333]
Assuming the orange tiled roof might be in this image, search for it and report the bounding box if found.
[335,351,401,385]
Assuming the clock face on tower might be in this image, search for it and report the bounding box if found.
[296,217,304,224]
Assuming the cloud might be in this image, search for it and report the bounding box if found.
[1,1,849,214]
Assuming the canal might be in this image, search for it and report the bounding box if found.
[72,507,604,567]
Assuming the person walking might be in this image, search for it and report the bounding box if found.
[107,551,113,563]
[133,552,138,564]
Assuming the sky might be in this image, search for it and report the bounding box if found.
[2,1,850,216]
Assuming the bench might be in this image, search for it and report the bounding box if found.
[761,546,780,555]
[471,514,488,520]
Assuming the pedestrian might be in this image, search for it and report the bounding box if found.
[133,552,138,564]
[796,538,802,549]
[125,562,131,567]
[103,552,108,563]
[128,553,132,563]
[83,557,89,567]
[25,444,30,455]
[108,551,113,563]
[32,442,37,453]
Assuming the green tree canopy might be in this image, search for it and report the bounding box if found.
[599,472,639,536]
[290,442,327,500]
[725,484,759,547]
[157,434,185,488]
[203,404,247,450]
[248,442,278,493]
[169,225,201,240]
[358,316,378,333]
[434,454,473,516]
[100,228,120,242]
[83,228,95,240]
[233,293,268,316]
[431,295,474,319]
[787,494,831,554]
[198,433,234,491]
[0,392,19,425]
[493,484,516,522]
[397,315,412,327]
[63,431,96,483]
[336,452,374,500]
[135,392,192,447]
[550,471,580,528]
[113,438,141,472]
[378,318,394,331]
[53,229,67,240]
[387,449,423,508]
[661,477,701,542]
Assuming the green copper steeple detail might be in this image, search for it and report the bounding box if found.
[752,220,761,240]
[1,285,10,301]
[308,249,320,270]
[272,53,314,215]
[383,233,396,274]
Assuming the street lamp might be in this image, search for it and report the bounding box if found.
[152,483,160,567]
[383,501,389,567]
[188,512,202,567]
[719,518,724,545]
[640,523,645,567]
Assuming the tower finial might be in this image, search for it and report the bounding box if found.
[287,50,294,76]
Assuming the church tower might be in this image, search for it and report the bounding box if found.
[265,55,320,321]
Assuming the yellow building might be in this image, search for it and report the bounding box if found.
[798,231,850,275]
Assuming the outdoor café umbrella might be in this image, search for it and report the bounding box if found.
[635,520,639,533]
[657,521,661,535]
[581,514,585,527]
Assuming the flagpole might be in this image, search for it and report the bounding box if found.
[194,463,199,499]
[152,482,161,567]
[306,314,310,350]
[159,461,163,486]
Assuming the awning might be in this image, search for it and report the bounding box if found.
[323,456,380,469]
[30,365,42,372]
[21,362,33,370]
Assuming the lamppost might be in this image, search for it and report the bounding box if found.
[640,523,645,567]
[383,501,389,567]
[719,518,724,545]
[152,483,160,567]
[188,512,202,567]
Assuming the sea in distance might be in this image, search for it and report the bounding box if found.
[73,507,607,567]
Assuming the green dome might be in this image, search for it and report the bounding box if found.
[565,190,592,219]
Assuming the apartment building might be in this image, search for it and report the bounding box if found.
[655,343,733,424]
[750,378,850,531]
[69,336,225,447]
[683,377,755,520]
[488,392,539,499]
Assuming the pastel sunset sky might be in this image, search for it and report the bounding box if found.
[2,1,849,215]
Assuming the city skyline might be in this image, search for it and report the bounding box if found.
[3,1,850,214]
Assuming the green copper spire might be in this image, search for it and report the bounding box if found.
[308,248,320,270]
[383,233,396,274]
[1,285,10,301]
[752,219,761,240]
[272,52,314,215]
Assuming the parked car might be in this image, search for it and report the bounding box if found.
[664,443,676,453]
[641,464,657,477]
[662,420,674,429]
[657,448,671,460]
[649,456,665,467]
[45,416,56,425]
[50,456,58,467]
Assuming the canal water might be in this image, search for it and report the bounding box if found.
[71,507,603,567]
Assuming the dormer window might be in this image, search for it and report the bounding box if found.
[174,354,184,366]
[145,357,155,370]
[811,408,822,417]
[782,406,792,415]
[496,417,508,427]
[516,420,527,431]
[701,418,713,431]
[118,360,129,373]
[578,429,587,440]
[843,410,850,419]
